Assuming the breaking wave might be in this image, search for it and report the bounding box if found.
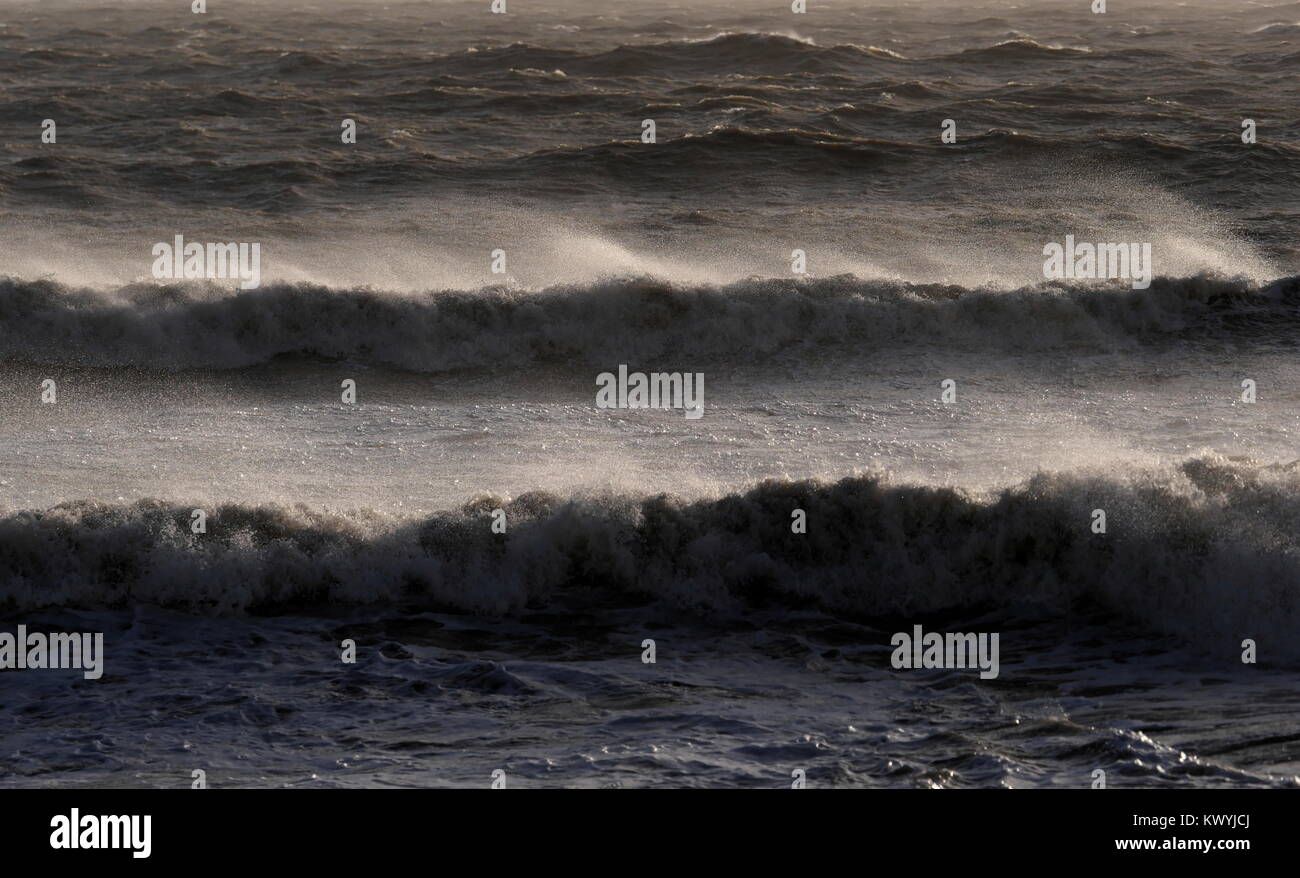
[0,273,1295,373]
[1,455,1297,661]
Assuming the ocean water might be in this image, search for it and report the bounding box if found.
[1,0,1299,788]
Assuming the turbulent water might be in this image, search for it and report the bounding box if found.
[1,0,1299,788]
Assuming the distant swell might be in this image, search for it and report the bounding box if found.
[448,34,906,76]
[0,273,1295,373]
[1,455,1297,661]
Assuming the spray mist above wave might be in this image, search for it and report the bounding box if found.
[0,272,1294,373]
[1,455,1297,663]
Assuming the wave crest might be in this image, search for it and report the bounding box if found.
[0,273,1293,372]
[2,456,1297,661]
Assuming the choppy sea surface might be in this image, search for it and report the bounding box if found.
[1,0,1298,787]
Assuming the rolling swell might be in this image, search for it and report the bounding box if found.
[1,455,1296,662]
[8,126,1297,207]
[0,273,1293,373]
[445,34,906,76]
